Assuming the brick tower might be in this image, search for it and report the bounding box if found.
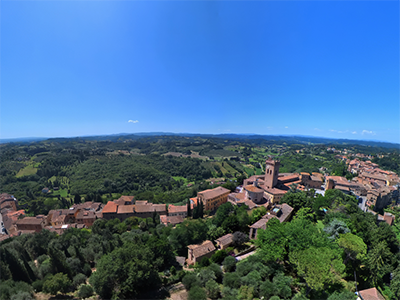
[264,158,280,189]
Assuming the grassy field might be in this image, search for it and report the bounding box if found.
[52,188,68,198]
[16,164,38,177]
[172,176,195,186]
[243,166,255,176]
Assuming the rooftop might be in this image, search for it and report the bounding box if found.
[102,201,118,214]
[198,186,230,200]
[188,240,216,258]
[215,233,233,247]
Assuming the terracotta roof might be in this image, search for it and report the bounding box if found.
[168,205,187,214]
[244,200,257,210]
[283,180,302,187]
[259,203,293,223]
[188,240,216,258]
[175,256,186,266]
[160,215,184,226]
[215,233,233,247]
[310,175,322,182]
[229,192,246,201]
[198,187,230,200]
[16,217,44,225]
[76,210,96,219]
[114,199,128,206]
[152,204,167,212]
[278,174,299,183]
[117,205,134,214]
[134,204,154,213]
[0,193,15,203]
[264,188,287,195]
[244,185,264,193]
[383,212,395,226]
[119,195,135,202]
[102,201,118,214]
[190,197,199,206]
[249,218,269,229]
[135,200,148,205]
[358,288,385,300]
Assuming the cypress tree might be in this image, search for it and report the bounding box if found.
[187,199,192,218]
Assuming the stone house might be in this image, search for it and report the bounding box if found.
[187,240,216,265]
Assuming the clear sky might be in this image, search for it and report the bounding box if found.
[1,1,399,143]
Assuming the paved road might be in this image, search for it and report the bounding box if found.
[236,250,256,261]
[358,196,367,212]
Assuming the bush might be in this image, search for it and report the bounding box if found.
[222,256,237,272]
[77,284,94,299]
[199,257,210,267]
[182,273,201,290]
[232,231,249,247]
[208,263,223,283]
[43,273,71,295]
[32,279,44,292]
[10,292,34,300]
[73,273,87,290]
[223,273,241,289]
[188,286,207,300]
[210,250,228,264]
[205,279,220,299]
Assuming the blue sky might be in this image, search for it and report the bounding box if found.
[1,1,399,143]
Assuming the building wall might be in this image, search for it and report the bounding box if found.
[264,160,280,189]
[187,249,216,265]
[199,191,230,212]
[245,190,263,203]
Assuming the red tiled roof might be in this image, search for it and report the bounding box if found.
[16,217,44,225]
[264,188,287,195]
[134,204,154,213]
[198,187,230,200]
[102,201,118,213]
[278,174,299,183]
[188,240,216,258]
[117,205,134,214]
[358,288,385,300]
[135,200,148,205]
[168,205,187,214]
[215,233,233,247]
[244,185,263,193]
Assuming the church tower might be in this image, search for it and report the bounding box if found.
[264,158,280,189]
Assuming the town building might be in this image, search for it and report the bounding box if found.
[0,193,18,213]
[215,233,233,250]
[357,287,385,300]
[102,201,119,220]
[187,240,216,265]
[160,215,184,226]
[249,203,294,239]
[16,216,46,233]
[168,204,188,218]
[197,186,231,211]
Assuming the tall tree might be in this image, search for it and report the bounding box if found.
[187,199,192,218]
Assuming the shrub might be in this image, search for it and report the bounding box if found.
[188,286,207,300]
[222,256,236,272]
[73,273,87,290]
[77,284,94,299]
[182,273,201,290]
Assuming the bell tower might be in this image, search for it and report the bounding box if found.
[264,158,280,189]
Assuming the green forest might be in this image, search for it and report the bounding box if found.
[1,189,400,299]
[1,134,400,299]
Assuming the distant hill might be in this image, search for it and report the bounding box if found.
[0,137,48,144]
[78,132,400,150]
[2,132,399,150]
